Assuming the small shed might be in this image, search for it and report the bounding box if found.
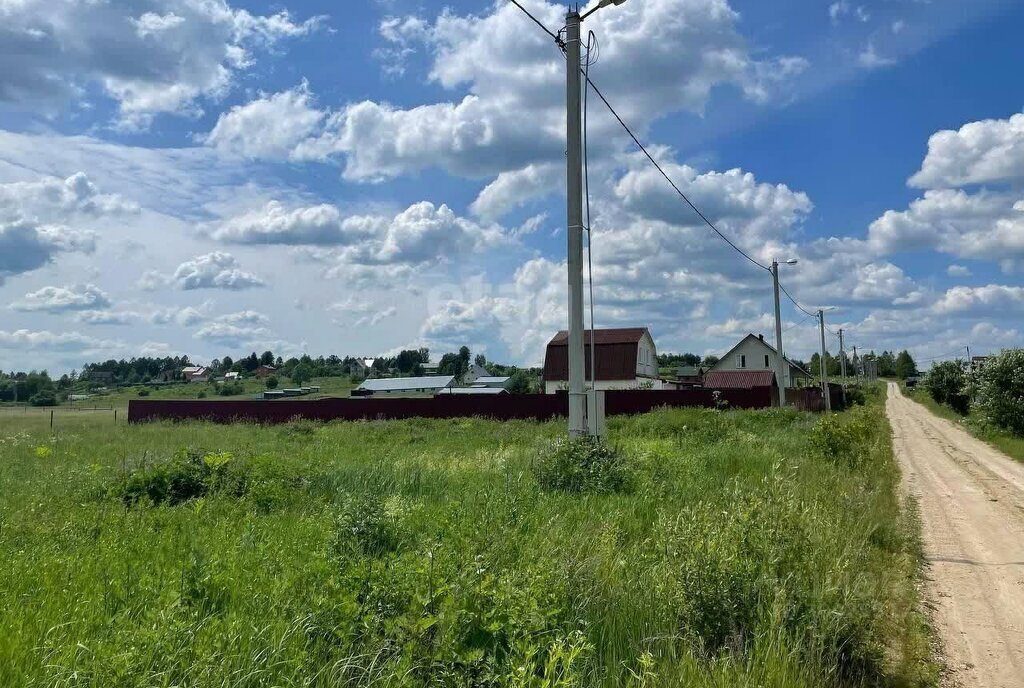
[472,376,512,389]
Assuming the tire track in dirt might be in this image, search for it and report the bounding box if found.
[887,382,1024,688]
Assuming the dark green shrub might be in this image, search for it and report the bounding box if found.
[218,381,244,396]
[29,390,58,407]
[265,375,279,390]
[114,449,249,506]
[196,390,207,399]
[137,388,150,397]
[533,436,632,494]
[974,349,1024,435]
[925,360,967,411]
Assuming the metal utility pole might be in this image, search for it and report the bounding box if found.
[565,8,587,437]
[838,328,847,383]
[853,346,859,379]
[771,261,787,406]
[818,309,831,412]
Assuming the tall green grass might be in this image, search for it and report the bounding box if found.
[0,400,934,686]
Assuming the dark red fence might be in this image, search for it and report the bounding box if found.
[787,384,846,412]
[128,387,774,425]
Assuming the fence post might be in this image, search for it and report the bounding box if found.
[50,409,54,429]
[114,409,118,424]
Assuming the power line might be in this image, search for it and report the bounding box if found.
[507,0,560,43]
[585,71,770,272]
[778,282,818,318]
[918,346,969,363]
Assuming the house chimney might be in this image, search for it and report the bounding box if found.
[759,333,764,341]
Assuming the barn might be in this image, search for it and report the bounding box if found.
[542,327,661,394]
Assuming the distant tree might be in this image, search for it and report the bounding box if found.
[459,346,471,366]
[29,390,57,407]
[703,355,720,367]
[437,353,465,379]
[260,351,275,366]
[242,352,260,372]
[291,363,313,386]
[265,376,279,390]
[895,350,918,380]
[222,355,234,371]
[395,349,428,374]
[877,351,897,377]
[474,353,487,367]
[418,347,430,364]
[507,369,535,394]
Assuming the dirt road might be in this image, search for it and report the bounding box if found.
[887,382,1024,687]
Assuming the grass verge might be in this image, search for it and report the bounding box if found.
[903,386,1024,463]
[0,397,935,686]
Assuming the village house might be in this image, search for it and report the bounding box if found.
[542,327,661,394]
[708,333,812,390]
[182,366,211,383]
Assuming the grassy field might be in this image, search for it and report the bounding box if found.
[903,386,1024,463]
[0,388,935,687]
[0,376,358,416]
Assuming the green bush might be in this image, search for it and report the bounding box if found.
[974,349,1024,436]
[196,390,207,399]
[28,390,57,407]
[217,381,244,396]
[925,360,968,413]
[810,406,876,469]
[114,449,250,506]
[137,388,150,397]
[533,436,632,494]
[265,375,279,390]
[333,495,408,557]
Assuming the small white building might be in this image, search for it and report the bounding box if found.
[542,327,661,394]
[472,376,512,389]
[709,333,812,390]
[463,363,490,385]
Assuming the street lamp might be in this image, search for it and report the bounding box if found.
[565,0,628,438]
[771,258,799,406]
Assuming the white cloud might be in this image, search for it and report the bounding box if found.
[218,201,508,272]
[223,310,269,326]
[947,264,972,277]
[11,284,111,312]
[0,173,133,282]
[142,252,266,291]
[0,0,322,127]
[75,310,139,326]
[909,113,1024,188]
[0,329,122,354]
[212,0,805,188]
[211,201,370,246]
[858,42,896,69]
[868,189,1024,261]
[354,307,398,328]
[194,322,271,345]
[202,82,327,159]
[933,285,1024,316]
[150,304,210,326]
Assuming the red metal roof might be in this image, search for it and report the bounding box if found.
[543,328,651,382]
[703,370,776,389]
[546,328,649,346]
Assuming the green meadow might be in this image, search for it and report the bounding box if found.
[0,386,936,687]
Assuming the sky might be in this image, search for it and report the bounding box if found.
[2,0,1023,374]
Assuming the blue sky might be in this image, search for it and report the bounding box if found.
[1,0,1023,373]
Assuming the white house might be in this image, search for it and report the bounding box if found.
[463,363,490,385]
[542,327,661,394]
[709,333,812,390]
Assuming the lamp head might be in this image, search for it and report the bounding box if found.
[785,259,799,265]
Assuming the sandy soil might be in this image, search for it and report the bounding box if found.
[887,382,1024,687]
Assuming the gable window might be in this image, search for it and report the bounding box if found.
[737,355,746,369]
[764,354,770,368]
